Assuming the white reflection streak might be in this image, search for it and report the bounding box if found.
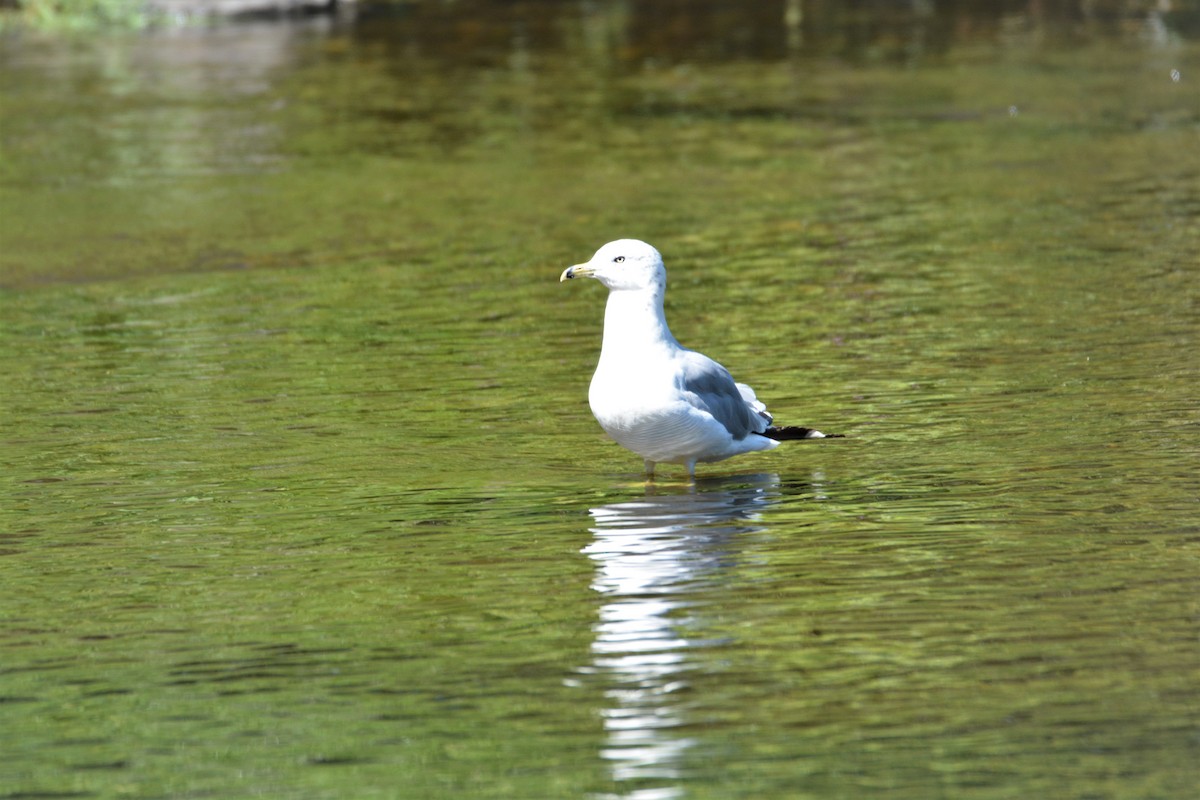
[580,476,779,796]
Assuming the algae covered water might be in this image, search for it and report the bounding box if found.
[2,4,1198,798]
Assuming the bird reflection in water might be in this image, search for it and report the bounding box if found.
[577,473,781,799]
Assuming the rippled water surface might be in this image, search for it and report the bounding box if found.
[2,3,1198,798]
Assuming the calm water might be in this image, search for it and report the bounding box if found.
[2,3,1199,798]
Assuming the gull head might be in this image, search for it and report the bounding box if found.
[559,239,666,292]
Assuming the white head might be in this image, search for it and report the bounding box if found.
[559,239,666,292]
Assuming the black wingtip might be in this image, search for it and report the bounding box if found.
[762,426,845,441]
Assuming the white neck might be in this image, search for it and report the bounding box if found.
[598,286,679,362]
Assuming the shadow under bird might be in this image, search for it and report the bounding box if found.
[560,239,842,479]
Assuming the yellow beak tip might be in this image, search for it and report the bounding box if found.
[560,265,588,282]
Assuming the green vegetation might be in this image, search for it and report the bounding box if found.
[1,0,158,30]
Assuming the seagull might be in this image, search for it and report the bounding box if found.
[560,239,841,478]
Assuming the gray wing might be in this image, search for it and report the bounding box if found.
[676,350,767,440]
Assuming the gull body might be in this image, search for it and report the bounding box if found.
[560,239,834,478]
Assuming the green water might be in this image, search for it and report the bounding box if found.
[2,4,1199,798]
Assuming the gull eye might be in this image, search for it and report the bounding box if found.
[614,256,625,263]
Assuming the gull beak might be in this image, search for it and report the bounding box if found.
[559,264,595,283]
